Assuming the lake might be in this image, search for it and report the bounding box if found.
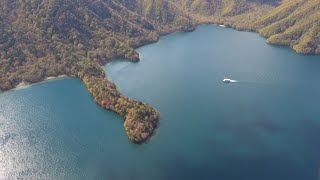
[0,25,320,180]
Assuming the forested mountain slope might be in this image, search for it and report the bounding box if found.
[256,0,320,54]
[0,0,318,143]
[0,0,164,143]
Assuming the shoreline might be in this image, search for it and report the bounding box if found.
[15,82,32,89]
[8,75,73,92]
[193,21,320,56]
[45,75,69,81]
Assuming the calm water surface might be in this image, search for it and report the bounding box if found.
[1,25,320,180]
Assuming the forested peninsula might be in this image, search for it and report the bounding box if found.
[0,0,319,143]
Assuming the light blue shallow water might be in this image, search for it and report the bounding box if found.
[1,25,320,180]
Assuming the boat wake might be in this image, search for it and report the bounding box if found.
[230,80,239,83]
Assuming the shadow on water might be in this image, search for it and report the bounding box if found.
[153,150,312,180]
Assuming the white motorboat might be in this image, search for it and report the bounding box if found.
[223,78,232,83]
[219,25,226,27]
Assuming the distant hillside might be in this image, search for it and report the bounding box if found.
[0,0,319,142]
[166,0,319,54]
[256,0,320,54]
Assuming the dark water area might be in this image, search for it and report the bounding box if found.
[0,25,320,179]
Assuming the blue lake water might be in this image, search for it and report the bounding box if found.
[0,25,320,180]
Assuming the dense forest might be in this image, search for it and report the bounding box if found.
[256,0,320,54]
[0,0,319,142]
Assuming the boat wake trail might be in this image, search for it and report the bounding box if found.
[230,80,239,83]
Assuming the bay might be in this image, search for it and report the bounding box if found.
[1,25,320,180]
